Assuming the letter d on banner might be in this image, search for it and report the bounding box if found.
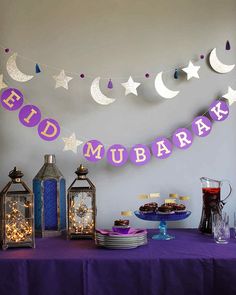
[38,118,60,141]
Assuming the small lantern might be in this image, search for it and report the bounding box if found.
[0,168,35,250]
[67,165,96,239]
[33,155,66,237]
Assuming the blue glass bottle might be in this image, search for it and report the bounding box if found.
[33,155,66,237]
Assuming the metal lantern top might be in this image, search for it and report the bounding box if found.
[1,167,32,195]
[33,154,64,180]
[69,165,95,190]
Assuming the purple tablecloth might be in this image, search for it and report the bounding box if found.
[0,229,236,295]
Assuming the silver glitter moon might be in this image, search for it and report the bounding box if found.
[6,53,34,82]
[91,77,116,105]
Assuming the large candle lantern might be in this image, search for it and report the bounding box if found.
[67,165,96,239]
[33,155,66,237]
[0,168,35,250]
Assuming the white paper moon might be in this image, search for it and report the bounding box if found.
[6,53,34,82]
[209,48,235,74]
[154,72,180,99]
[90,77,116,105]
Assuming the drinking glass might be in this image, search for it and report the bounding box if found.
[213,213,230,244]
[234,213,236,238]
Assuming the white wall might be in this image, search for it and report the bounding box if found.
[0,0,236,228]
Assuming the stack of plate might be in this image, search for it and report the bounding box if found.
[95,228,147,249]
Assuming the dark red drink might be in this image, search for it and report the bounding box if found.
[198,187,221,234]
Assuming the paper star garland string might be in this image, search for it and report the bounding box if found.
[182,61,200,80]
[121,76,141,96]
[223,87,236,106]
[62,133,83,154]
[0,75,7,91]
[53,70,73,90]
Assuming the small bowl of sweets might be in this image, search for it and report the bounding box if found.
[112,219,131,234]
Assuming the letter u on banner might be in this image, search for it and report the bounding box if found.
[107,144,128,166]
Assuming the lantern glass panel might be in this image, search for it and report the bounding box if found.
[68,191,94,236]
[5,194,33,245]
[0,168,35,250]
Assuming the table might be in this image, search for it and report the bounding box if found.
[0,229,236,295]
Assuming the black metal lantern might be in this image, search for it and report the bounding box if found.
[0,168,35,250]
[67,165,96,239]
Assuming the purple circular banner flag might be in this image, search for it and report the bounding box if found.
[1,88,24,111]
[38,118,60,141]
[107,144,128,167]
[151,137,172,159]
[191,116,212,137]
[83,140,105,162]
[209,100,229,121]
[19,105,41,127]
[172,128,193,149]
[130,144,151,166]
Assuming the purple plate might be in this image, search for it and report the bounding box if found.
[112,226,130,234]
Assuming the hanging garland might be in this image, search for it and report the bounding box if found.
[0,86,234,167]
[0,40,234,104]
[0,40,235,168]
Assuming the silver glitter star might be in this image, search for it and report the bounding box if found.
[62,133,83,154]
[53,70,73,90]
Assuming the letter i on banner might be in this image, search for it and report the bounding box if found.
[83,140,105,162]
[19,105,41,127]
[130,144,151,166]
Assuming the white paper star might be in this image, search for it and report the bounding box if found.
[182,61,200,80]
[62,133,83,154]
[0,75,7,91]
[121,76,141,96]
[53,70,73,90]
[223,87,236,106]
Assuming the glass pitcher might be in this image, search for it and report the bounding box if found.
[198,177,232,234]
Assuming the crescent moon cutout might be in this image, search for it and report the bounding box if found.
[154,72,180,99]
[209,48,235,74]
[90,77,116,105]
[6,53,34,82]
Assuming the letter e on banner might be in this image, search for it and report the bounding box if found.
[1,88,24,111]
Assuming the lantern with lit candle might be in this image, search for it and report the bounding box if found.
[0,168,35,250]
[67,165,96,239]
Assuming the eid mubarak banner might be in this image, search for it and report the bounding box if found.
[0,87,230,166]
[83,100,229,166]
